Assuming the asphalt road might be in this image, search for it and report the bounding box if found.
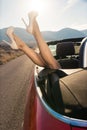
[0,55,34,130]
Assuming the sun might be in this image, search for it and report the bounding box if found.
[30,0,45,14]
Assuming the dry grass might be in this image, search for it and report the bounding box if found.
[0,41,24,65]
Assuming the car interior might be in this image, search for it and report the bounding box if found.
[56,42,80,68]
[37,37,87,120]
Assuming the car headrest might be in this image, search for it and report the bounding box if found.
[56,42,75,58]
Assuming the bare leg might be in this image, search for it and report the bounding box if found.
[13,33,47,67]
[5,27,47,67]
[33,20,61,69]
[23,11,61,69]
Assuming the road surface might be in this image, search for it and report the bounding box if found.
[0,55,34,130]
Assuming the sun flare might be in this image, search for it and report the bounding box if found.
[30,0,45,14]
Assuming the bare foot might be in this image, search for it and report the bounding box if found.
[22,11,38,34]
[5,27,18,49]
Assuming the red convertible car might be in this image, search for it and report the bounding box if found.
[23,37,87,130]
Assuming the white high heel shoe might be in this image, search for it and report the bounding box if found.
[3,40,18,50]
[3,27,18,50]
[22,11,38,34]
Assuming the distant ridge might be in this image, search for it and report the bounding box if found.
[81,29,87,36]
[0,27,36,48]
[0,27,86,47]
[55,28,85,40]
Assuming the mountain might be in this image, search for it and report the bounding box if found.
[81,29,87,36]
[0,27,36,48]
[41,31,57,41]
[54,28,85,40]
[41,28,85,41]
[0,27,86,46]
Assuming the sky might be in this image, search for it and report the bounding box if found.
[0,0,87,31]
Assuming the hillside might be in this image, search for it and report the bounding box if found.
[0,41,24,65]
[81,29,87,36]
[55,28,85,40]
[39,28,86,41]
[0,27,86,44]
[0,27,36,48]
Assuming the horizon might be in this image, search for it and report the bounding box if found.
[0,26,86,46]
[0,26,87,32]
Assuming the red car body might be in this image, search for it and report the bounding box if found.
[23,38,87,130]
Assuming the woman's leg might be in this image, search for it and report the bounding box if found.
[33,20,61,69]
[5,27,47,67]
[23,11,61,69]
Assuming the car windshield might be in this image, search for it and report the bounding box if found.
[49,45,56,56]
